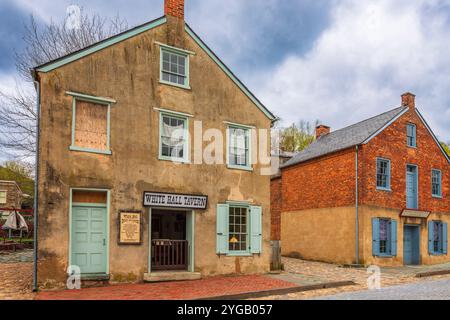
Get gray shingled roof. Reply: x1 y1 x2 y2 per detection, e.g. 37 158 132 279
281 106 408 168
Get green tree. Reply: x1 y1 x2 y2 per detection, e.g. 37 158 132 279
279 120 319 153
441 141 450 157
0 161 34 208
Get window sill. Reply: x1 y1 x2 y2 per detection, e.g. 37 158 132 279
159 80 191 90
227 165 254 172
430 253 446 256
374 254 395 258
158 156 191 164
69 146 112 155
376 187 392 192
432 195 443 199
226 252 254 257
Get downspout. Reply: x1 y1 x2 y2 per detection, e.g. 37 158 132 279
33 78 40 292
355 145 359 265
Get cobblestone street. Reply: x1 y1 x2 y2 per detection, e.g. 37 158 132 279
0 249 34 300
259 257 450 300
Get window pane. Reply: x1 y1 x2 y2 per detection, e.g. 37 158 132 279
377 160 389 189
229 207 248 252
160 115 186 159
229 128 249 167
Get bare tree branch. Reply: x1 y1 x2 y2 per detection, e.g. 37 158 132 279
0 8 128 161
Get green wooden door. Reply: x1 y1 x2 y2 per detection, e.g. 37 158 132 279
71 206 107 274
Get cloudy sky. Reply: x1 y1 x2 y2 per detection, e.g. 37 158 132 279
0 0 449 162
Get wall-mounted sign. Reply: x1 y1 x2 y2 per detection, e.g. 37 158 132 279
119 211 142 245
143 192 208 210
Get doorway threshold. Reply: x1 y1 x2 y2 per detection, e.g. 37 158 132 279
144 271 201 283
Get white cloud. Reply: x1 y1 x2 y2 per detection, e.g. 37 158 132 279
257 0 450 141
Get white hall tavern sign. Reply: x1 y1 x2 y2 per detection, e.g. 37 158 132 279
143 192 208 210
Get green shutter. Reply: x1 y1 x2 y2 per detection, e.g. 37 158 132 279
250 206 262 254
443 222 448 255
372 218 380 256
391 220 398 256
428 221 435 255
216 204 229 255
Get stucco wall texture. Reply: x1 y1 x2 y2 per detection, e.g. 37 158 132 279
278 105 449 266
36 17 272 287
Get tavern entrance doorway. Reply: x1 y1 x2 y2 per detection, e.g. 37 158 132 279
150 210 192 271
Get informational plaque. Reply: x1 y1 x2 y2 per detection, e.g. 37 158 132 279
119 211 142 245
143 192 208 210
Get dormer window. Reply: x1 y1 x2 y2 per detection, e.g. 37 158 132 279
160 45 190 89
407 123 416 147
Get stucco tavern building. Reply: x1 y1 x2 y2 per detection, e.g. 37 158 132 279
33 0 276 287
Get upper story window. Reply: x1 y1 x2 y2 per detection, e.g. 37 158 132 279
0 191 6 204
68 92 115 155
376 158 391 190
159 111 190 163
407 123 417 147
429 221 447 255
432 169 442 198
160 46 190 89
227 125 252 171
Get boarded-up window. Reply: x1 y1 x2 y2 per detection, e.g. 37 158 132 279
74 100 108 151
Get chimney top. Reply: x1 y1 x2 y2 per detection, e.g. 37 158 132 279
164 0 185 19
401 92 416 109
316 125 331 139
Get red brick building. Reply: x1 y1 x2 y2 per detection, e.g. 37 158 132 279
273 93 449 266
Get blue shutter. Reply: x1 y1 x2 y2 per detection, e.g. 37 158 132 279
391 220 398 256
250 206 262 254
443 222 448 255
372 218 380 256
216 204 229 254
428 221 435 255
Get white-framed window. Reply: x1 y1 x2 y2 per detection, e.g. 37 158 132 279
160 47 190 89
372 217 397 257
429 221 448 255
432 169 442 198
159 112 189 163
376 158 391 190
0 191 6 204
227 125 252 171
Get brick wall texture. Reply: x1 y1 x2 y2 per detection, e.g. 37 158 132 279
280 106 449 213
164 0 184 19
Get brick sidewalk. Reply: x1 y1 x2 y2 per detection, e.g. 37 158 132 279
37 275 297 300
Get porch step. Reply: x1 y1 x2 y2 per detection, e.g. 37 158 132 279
144 271 201 283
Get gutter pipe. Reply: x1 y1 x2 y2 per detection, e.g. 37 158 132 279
33 79 40 292
355 145 359 265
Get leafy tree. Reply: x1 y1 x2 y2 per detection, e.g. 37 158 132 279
441 141 450 157
278 120 319 153
0 9 128 159
0 161 34 208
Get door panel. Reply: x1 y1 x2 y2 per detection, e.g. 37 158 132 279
72 206 107 274
403 226 420 265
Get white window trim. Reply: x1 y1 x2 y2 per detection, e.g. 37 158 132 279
159 45 191 90
158 110 190 164
228 204 251 255
226 124 253 172
406 123 417 148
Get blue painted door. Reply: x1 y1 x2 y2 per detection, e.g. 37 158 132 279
71 206 107 274
406 166 418 209
403 226 420 265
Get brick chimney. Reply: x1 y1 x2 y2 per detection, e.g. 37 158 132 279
316 125 331 139
401 92 416 109
165 0 184 19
